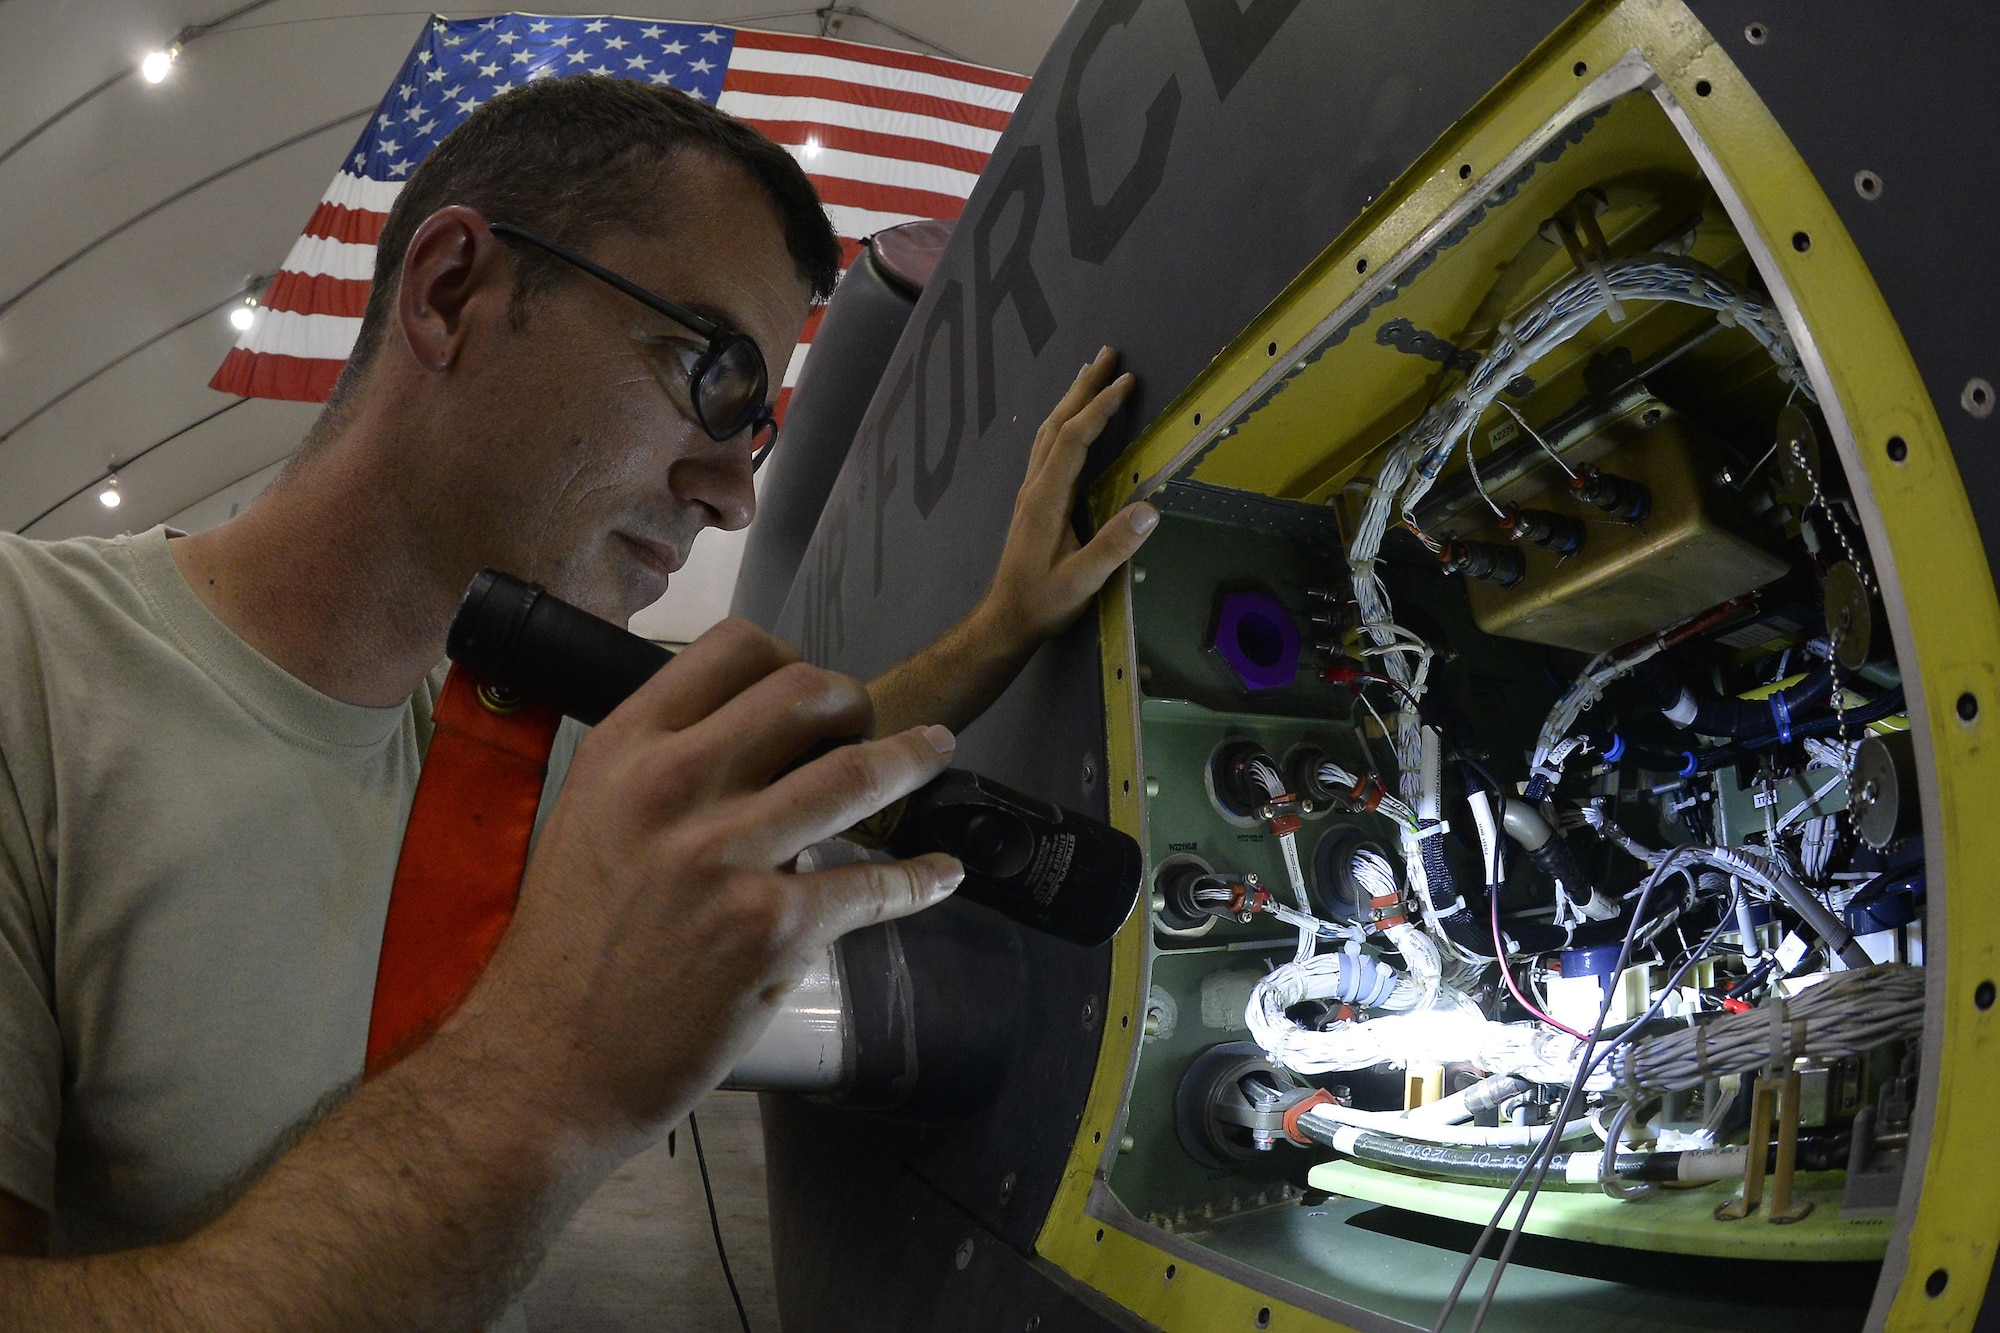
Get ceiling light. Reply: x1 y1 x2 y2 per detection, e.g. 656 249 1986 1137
229 302 256 332
804 136 822 159
98 476 122 509
140 46 179 83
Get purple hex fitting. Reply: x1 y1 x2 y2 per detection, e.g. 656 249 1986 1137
1212 590 1300 692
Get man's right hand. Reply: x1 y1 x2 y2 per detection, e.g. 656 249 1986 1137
0 618 960 1331
446 617 964 1140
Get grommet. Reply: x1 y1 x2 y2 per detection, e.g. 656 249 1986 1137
1745 22 1768 44
475 682 527 715
1854 170 1883 200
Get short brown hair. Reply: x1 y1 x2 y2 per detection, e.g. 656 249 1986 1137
332 75 841 396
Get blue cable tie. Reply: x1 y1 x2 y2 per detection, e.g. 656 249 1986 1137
1601 733 1626 763
1679 751 1698 778
1771 689 1793 744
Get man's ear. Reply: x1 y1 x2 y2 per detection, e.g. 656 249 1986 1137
395 206 511 374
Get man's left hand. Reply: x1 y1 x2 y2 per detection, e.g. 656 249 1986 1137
977 345 1160 648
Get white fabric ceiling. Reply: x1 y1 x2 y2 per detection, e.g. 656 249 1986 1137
0 0 1068 635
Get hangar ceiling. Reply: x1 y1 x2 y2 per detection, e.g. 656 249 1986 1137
0 0 1067 566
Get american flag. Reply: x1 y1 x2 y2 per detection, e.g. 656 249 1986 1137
210 13 1027 410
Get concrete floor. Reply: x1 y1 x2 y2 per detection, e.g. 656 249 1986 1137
523 1091 781 1331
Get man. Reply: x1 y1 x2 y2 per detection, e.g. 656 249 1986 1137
0 77 1157 1326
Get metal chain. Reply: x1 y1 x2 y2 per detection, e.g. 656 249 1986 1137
1788 438 1874 831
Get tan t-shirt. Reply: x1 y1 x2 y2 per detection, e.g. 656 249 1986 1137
0 525 449 1252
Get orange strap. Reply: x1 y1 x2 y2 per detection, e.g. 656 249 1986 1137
365 665 562 1079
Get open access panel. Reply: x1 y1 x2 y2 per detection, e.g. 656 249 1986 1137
1043 9 1995 1332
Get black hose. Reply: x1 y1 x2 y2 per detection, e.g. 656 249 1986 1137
1693 686 1906 772
1294 1121 1609 1189
1638 658 1838 740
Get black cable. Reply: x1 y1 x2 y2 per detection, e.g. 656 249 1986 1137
687 1111 753 1333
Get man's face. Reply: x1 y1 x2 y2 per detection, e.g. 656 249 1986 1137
432 152 810 623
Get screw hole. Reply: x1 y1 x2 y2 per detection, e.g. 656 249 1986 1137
1694 79 1712 97
1193 412 1203 426
1115 666 1124 680
1458 163 1472 179
1791 231 1812 252
1355 257 1369 274
1131 472 1139 484
1887 435 1908 463
1572 59 1588 76
1120 1012 1130 1027
1745 22 1768 44
1958 691 1979 722
1967 379 1996 418
1855 169 1883 200
1927 1269 1949 1298
1976 980 1995 1011
1166 1264 1178 1281
1093 1129 1103 1143
1267 340 1278 355
1121 778 1130 794
1257 1310 1273 1329
1095 1228 1105 1243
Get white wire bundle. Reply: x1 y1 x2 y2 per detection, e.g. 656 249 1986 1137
1342 254 1815 803
1604 965 1924 1094
1314 759 1418 830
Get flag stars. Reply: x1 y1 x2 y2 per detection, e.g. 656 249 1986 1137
380 138 400 155
684 87 706 100
390 159 412 176
511 49 534 64
426 67 445 82
552 34 571 47
443 34 463 47
377 113 392 129
478 18 496 30
626 53 649 69
404 104 426 121
496 31 516 44
444 84 461 98
457 96 481 113
603 35 627 49
640 24 664 38
699 28 723 42
398 82 414 99
529 18 551 32
531 66 558 80
590 64 610 75
418 118 439 136
584 19 606 31
417 50 432 64
566 50 590 64
662 39 686 55
353 151 367 168
648 70 674 84
688 57 714 74
479 61 500 76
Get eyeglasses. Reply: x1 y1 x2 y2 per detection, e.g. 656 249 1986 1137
488 221 779 469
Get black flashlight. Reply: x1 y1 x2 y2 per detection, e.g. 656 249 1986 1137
446 569 1141 948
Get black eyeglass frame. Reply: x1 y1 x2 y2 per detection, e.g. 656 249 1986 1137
488 221 780 469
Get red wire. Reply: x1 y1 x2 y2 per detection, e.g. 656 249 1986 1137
1489 871 1589 1041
